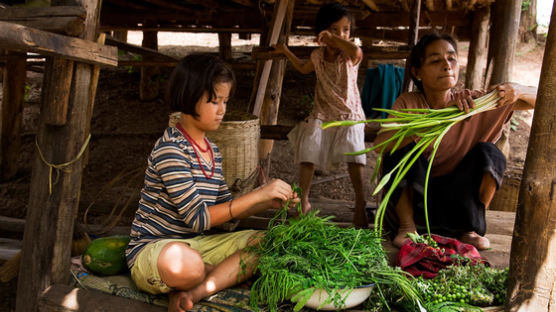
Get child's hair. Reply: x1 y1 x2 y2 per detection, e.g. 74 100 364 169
315 2 354 36
409 32 458 92
166 53 235 118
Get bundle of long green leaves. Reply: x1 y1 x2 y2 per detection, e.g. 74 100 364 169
248 208 420 311
322 91 500 239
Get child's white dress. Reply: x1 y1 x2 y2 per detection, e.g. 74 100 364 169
288 47 366 170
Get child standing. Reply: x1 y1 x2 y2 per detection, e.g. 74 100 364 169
272 2 368 227
125 54 298 312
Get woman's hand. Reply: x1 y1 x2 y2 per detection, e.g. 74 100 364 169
490 83 521 107
449 89 484 113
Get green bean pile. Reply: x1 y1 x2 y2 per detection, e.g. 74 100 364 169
248 208 420 311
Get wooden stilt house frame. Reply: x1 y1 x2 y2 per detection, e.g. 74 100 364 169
0 0 554 310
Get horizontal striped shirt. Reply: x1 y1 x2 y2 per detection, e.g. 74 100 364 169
126 127 232 268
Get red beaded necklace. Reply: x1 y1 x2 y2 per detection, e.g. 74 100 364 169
175 123 215 179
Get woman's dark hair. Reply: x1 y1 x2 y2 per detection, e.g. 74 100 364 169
315 2 354 36
409 32 458 92
166 53 235 118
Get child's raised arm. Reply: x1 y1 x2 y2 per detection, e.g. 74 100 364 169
317 30 362 65
271 43 315 74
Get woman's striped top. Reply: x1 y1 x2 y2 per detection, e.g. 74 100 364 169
126 127 232 268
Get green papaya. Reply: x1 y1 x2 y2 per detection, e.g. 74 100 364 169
82 235 130 276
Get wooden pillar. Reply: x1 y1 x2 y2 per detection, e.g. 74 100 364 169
519 0 537 42
140 21 159 101
506 3 556 311
258 0 295 174
487 0 522 85
218 32 233 60
113 30 128 42
15 0 103 311
402 0 421 92
1 51 26 180
465 6 490 90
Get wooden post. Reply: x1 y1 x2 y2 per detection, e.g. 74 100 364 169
250 0 289 116
402 0 421 92
218 32 233 60
487 0 522 85
506 3 556 310
519 0 537 43
15 0 103 311
0 51 26 180
258 0 295 174
465 6 490 90
140 21 160 101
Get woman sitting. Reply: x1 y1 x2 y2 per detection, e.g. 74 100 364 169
374 32 537 250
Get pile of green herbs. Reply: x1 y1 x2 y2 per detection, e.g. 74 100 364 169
248 207 420 311
322 91 500 242
366 257 508 312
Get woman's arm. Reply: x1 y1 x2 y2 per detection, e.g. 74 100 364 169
271 43 314 74
317 30 363 65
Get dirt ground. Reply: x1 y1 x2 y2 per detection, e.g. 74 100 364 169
0 34 546 310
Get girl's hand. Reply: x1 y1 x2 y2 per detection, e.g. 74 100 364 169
449 89 483 113
270 43 287 55
258 179 297 204
490 83 520 107
316 30 334 46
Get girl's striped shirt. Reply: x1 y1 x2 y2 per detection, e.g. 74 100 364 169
126 127 231 268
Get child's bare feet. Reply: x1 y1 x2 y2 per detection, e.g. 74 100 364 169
301 199 312 214
168 291 195 312
352 201 369 228
459 231 490 250
392 226 416 248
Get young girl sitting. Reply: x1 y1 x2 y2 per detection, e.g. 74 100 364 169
125 54 298 312
272 2 368 228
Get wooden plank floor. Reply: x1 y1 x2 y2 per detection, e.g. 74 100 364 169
239 197 515 269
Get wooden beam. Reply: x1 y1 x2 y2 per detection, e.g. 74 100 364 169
39 284 166 312
251 0 289 117
465 6 490 90
0 51 26 180
0 6 86 37
506 3 556 310
252 45 411 60
0 21 117 67
15 0 104 310
105 37 176 61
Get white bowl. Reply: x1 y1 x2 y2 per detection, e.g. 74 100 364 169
302 284 374 310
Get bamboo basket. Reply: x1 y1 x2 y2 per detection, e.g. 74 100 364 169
169 111 260 197
489 167 522 212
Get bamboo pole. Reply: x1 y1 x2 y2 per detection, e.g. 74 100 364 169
506 2 556 311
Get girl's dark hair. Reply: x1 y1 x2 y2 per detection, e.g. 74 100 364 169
166 53 235 118
409 32 458 92
315 2 354 36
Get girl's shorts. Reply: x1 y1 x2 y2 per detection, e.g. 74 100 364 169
130 229 260 294
288 118 366 171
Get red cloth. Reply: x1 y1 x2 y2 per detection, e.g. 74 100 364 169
398 234 487 279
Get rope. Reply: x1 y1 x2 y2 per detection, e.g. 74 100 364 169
35 134 92 195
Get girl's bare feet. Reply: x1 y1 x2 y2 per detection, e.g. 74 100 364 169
352 200 369 228
168 291 195 312
459 231 490 250
301 198 312 214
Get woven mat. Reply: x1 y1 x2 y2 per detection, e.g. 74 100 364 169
72 270 253 312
